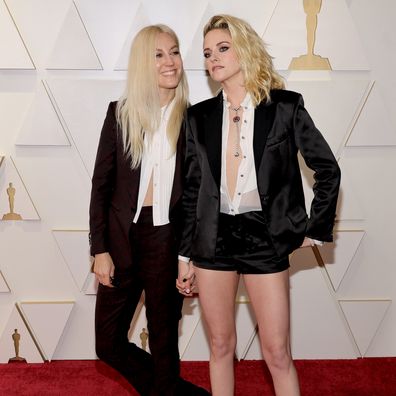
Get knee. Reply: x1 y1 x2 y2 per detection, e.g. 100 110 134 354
209 333 236 360
262 342 292 372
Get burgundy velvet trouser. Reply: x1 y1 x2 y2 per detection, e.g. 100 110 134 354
95 207 183 396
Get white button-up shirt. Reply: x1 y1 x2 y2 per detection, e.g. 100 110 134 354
133 100 176 226
220 93 262 215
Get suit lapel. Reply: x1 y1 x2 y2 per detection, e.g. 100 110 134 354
204 93 223 188
253 99 276 171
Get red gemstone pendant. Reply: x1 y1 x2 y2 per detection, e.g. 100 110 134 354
233 116 240 123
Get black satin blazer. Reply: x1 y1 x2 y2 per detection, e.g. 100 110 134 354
89 102 185 271
179 89 341 261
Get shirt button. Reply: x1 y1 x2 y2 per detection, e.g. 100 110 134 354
238 192 241 195
241 136 245 139
243 155 247 159
240 174 244 177
244 120 247 123
230 208 234 212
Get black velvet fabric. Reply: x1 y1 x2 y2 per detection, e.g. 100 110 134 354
194 211 289 274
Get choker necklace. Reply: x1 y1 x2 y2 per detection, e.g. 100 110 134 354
231 105 242 157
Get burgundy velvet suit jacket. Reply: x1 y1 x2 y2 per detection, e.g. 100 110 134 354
89 101 185 271
179 90 341 262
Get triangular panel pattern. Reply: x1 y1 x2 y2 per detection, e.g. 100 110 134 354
183 0 277 70
181 316 210 361
0 157 40 220
319 230 365 292
16 81 70 146
244 331 264 360
0 305 44 363
287 80 370 158
179 298 202 357
47 79 125 176
339 300 391 356
114 3 151 71
46 1 102 70
0 270 11 293
4 0 71 69
235 303 257 360
74 0 141 70
336 158 365 221
288 247 358 359
18 301 74 361
347 83 396 147
299 154 364 221
0 0 34 69
52 230 90 291
265 0 369 70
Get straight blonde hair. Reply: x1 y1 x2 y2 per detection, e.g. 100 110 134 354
116 25 189 169
203 15 284 106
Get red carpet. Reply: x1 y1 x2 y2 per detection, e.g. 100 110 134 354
0 358 395 395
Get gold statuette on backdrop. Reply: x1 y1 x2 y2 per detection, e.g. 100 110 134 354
140 328 148 351
2 182 22 220
8 329 27 363
289 0 332 70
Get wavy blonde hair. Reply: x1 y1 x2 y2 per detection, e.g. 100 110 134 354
203 15 284 106
116 25 189 169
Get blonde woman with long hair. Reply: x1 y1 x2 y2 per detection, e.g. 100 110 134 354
90 25 209 396
177 15 340 396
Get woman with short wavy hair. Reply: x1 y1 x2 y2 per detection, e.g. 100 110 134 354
177 15 340 396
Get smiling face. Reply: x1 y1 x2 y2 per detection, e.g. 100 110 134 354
155 32 183 99
203 28 243 86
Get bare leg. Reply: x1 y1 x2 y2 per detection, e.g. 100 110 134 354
244 270 300 396
194 267 239 396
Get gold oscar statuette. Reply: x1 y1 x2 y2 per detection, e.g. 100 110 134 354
289 0 332 70
140 328 148 351
2 182 22 220
8 329 27 363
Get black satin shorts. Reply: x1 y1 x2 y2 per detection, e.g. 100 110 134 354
194 211 289 274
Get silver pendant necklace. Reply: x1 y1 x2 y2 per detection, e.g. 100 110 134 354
231 105 242 157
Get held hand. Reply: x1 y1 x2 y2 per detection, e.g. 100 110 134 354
93 252 115 287
176 260 196 296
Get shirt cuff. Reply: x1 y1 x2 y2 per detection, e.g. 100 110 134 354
309 238 324 246
178 255 190 263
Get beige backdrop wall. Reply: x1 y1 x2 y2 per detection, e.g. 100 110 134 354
0 0 395 362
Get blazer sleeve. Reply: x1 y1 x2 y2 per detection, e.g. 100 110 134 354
178 114 201 257
293 95 341 242
89 102 118 256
